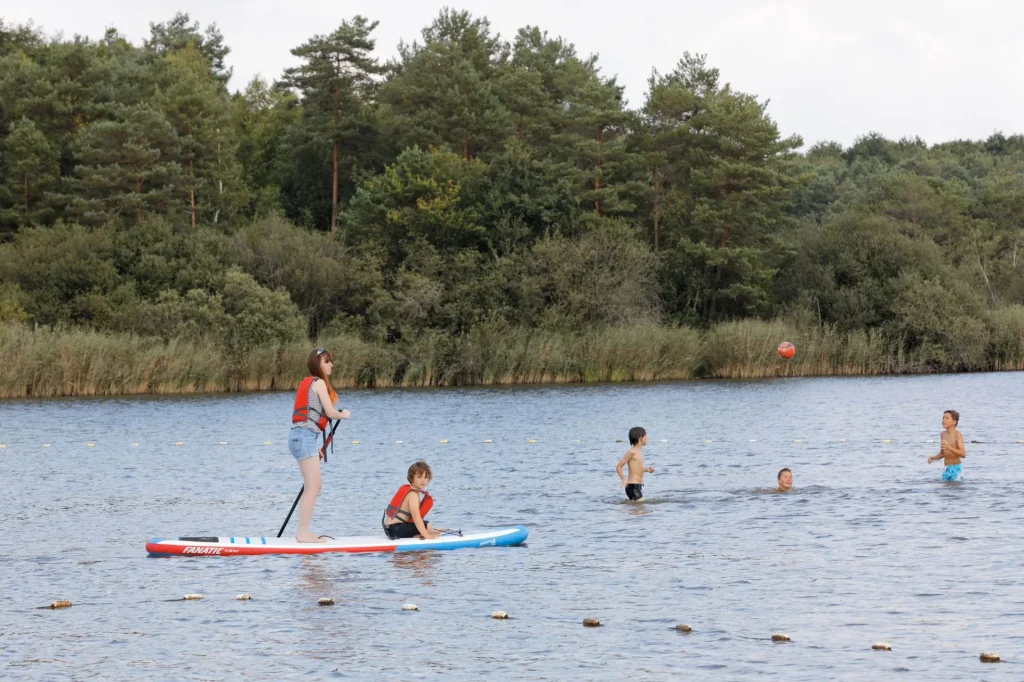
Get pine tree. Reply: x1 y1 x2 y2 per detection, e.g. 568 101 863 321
0 118 59 230
66 104 185 225
145 12 232 87
284 16 382 233
156 44 245 227
378 10 512 160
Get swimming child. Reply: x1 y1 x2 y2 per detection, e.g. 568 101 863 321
616 427 653 501
382 460 443 540
775 468 793 492
927 409 966 482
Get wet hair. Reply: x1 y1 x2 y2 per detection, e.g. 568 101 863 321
306 348 338 404
407 460 432 483
777 468 792 480
944 409 960 425
628 426 647 446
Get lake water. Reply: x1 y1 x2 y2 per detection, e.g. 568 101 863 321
2 373 1024 680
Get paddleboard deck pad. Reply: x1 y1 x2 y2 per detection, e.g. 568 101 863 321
146 526 528 556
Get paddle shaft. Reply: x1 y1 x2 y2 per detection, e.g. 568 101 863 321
277 421 340 538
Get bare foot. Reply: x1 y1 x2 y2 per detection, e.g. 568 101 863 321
296 533 328 543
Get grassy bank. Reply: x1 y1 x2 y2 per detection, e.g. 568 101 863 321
2 313 1024 399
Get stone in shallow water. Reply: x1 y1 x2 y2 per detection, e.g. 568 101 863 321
871 642 891 651
317 597 334 606
771 633 790 642
583 618 601 627
402 603 418 611
235 594 251 601
674 624 693 633
491 611 509 619
979 652 1000 663
183 594 203 601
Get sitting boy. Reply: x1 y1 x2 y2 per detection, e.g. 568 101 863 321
382 460 443 539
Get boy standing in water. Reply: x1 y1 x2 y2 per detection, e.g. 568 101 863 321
927 409 966 482
616 427 653 501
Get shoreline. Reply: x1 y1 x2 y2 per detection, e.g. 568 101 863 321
3 319 1023 400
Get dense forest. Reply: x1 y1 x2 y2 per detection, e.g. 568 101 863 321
1 11 1023 395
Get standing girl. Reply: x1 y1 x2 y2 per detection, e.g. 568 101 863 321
289 348 350 542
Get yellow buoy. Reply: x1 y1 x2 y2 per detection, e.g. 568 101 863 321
704 439 712 443
793 439 802 443
351 440 360 445
881 439 891 444
483 439 493 443
528 439 536 444
174 442 183 446
263 441 271 445
86 443 95 448
440 440 448 444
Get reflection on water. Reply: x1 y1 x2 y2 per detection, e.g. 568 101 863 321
2 372 1024 680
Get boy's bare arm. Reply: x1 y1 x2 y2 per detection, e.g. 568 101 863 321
615 452 633 485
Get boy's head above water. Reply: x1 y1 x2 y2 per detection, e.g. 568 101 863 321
628 426 647 446
777 468 793 491
407 460 432 488
943 410 960 427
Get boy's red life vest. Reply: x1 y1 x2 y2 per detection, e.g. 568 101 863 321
291 376 328 432
384 485 433 523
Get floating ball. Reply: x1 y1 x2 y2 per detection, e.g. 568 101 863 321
777 341 795 360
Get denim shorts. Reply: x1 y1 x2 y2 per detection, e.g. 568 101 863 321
288 427 321 462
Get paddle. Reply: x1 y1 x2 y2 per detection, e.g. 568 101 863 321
277 420 341 538
439 528 463 537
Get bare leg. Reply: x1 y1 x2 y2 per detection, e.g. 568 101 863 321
296 456 325 543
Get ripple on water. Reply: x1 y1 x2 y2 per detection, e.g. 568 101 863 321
2 373 1024 680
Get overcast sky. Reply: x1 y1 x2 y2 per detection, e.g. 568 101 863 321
6 0 1022 149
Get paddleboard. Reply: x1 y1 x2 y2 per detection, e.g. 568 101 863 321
146 526 528 556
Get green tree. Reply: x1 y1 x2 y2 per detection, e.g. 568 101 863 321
145 12 232 86
65 104 185 224
0 117 59 229
283 16 383 233
378 9 512 160
156 45 246 227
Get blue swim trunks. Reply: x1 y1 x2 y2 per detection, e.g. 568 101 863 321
941 464 963 482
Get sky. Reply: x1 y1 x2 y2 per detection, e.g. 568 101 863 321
5 0 1023 149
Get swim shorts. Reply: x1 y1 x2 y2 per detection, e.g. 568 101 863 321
941 464 963 482
625 483 644 501
384 521 422 540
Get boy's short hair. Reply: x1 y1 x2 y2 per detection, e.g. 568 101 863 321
628 426 646 446
407 460 432 483
777 467 792 480
944 409 960 425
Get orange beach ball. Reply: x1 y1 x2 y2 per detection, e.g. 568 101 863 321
777 341 795 360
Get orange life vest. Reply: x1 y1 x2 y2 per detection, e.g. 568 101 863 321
385 485 433 523
291 376 328 431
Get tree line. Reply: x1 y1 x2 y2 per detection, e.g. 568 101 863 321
1 10 1023 375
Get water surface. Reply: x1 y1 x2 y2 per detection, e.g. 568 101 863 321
2 373 1023 680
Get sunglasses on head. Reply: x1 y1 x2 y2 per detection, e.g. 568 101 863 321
316 348 326 356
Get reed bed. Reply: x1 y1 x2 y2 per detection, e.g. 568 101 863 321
2 316 1023 399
